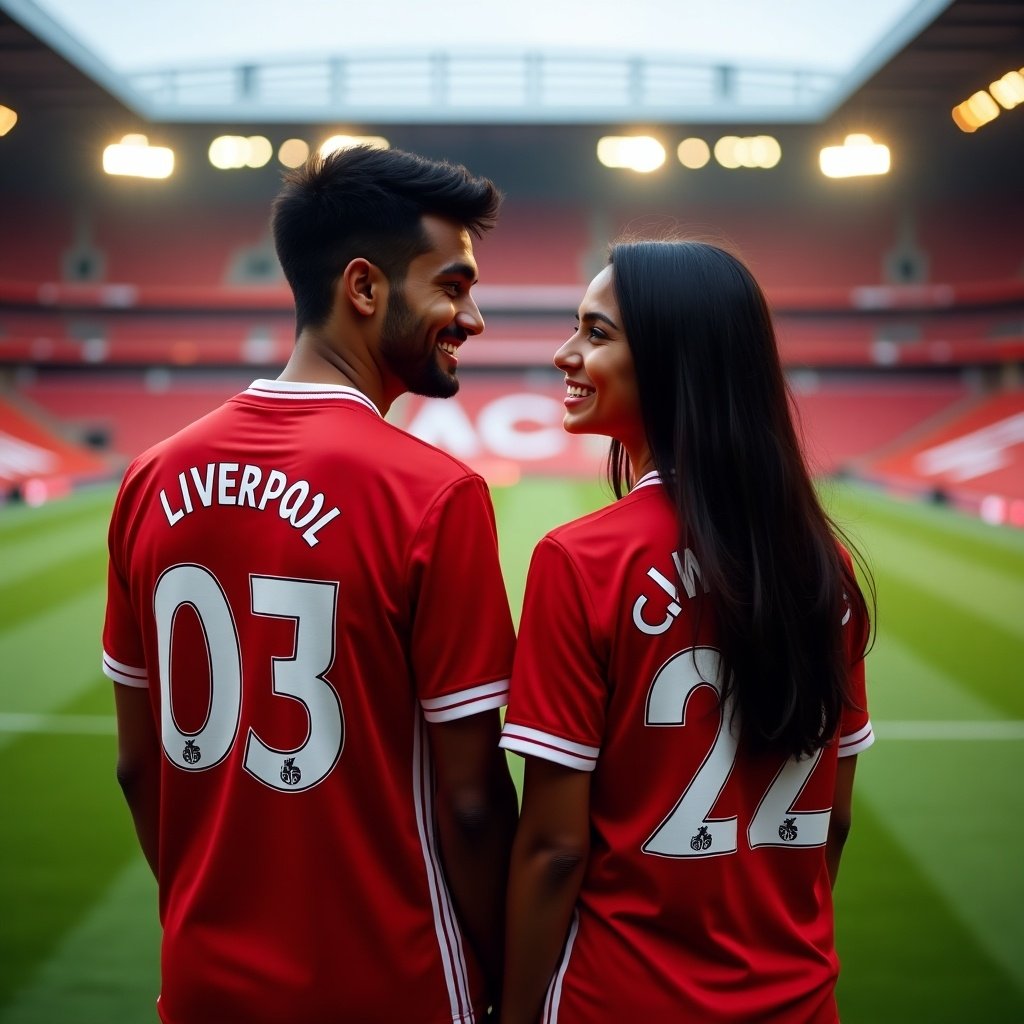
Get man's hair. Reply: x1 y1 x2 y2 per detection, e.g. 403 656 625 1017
271 146 501 333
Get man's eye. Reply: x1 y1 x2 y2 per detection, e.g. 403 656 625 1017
444 282 462 296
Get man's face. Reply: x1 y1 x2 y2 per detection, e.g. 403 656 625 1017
378 215 484 399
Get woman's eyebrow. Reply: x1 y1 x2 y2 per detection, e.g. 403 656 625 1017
579 310 621 331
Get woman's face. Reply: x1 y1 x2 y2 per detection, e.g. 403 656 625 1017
554 266 644 451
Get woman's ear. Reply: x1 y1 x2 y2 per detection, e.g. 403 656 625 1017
337 257 383 318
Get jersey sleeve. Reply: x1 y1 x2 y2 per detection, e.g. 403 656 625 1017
101 481 149 688
500 535 607 772
408 474 515 722
837 547 873 757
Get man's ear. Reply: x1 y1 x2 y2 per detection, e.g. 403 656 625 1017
338 258 384 318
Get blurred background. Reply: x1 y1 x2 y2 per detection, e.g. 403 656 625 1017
0 0 1022 1020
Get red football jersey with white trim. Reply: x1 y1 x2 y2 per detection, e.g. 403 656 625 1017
103 379 515 1024
501 473 872 1023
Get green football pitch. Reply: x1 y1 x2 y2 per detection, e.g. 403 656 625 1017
1 477 1022 1022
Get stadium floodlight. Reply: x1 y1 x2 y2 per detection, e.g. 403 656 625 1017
245 136 273 168
278 138 310 168
677 138 710 169
819 134 890 178
714 135 781 169
952 90 1001 132
103 134 174 179
0 104 17 137
209 135 249 169
320 135 390 158
989 70 1024 110
596 136 666 173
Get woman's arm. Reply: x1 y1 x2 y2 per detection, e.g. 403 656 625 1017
826 753 858 887
501 757 591 1024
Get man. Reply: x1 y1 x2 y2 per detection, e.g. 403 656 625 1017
103 146 517 1024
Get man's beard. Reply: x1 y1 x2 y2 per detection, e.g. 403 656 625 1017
379 287 460 399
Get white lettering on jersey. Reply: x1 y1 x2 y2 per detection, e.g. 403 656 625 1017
632 547 709 636
159 462 342 547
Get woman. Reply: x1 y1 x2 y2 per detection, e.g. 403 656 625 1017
499 240 874 1023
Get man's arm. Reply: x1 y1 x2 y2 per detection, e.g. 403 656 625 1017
501 757 590 1024
429 708 519 1009
113 684 161 877
826 753 858 887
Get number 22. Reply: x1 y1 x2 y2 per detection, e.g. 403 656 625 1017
643 647 830 858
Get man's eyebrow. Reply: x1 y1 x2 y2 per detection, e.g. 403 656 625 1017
436 261 478 281
577 310 621 331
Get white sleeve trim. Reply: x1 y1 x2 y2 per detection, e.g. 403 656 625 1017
839 720 874 757
420 678 509 722
102 651 148 688
499 723 599 772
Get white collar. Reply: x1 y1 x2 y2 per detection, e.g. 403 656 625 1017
632 470 662 491
245 379 382 418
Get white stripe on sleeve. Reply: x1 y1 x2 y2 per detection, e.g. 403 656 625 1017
102 652 148 688
420 679 510 723
839 720 875 757
500 724 599 772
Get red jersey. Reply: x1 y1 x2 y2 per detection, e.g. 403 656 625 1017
103 379 515 1024
500 472 873 1023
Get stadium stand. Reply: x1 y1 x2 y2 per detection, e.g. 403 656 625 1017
0 194 1020 512
859 389 1024 522
0 394 110 501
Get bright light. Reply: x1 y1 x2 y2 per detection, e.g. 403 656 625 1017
750 135 782 169
677 138 710 169
209 135 249 169
712 135 780 170
245 135 273 168
0 105 17 137
714 136 741 169
103 134 174 179
278 138 310 168
819 134 890 178
319 135 390 158
989 70 1024 110
596 136 666 173
952 90 1001 132
208 135 273 170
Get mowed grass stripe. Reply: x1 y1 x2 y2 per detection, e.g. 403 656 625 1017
0 545 107 634
3 516 109 591
0 587 107 727
855 738 1024 996
0 683 143 1007
870 572 1024 718
0 486 114 545
864 629 1008 722
0 858 159 1024
826 481 1024 576
858 521 1024 641
835 799 1024 1023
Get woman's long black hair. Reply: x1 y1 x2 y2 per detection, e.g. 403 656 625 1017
608 240 872 759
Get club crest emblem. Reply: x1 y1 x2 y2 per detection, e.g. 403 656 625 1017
280 757 302 786
690 825 712 851
182 739 201 765
779 817 799 842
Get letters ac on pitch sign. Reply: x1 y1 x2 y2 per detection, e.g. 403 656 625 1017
400 382 605 477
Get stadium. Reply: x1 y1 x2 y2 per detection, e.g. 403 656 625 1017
0 0 1022 1020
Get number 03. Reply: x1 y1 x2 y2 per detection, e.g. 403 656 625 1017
153 564 344 793
643 647 830 858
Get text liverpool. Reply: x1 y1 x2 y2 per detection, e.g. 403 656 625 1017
159 463 341 547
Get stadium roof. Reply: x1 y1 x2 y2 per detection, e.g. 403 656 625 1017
0 0 961 123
